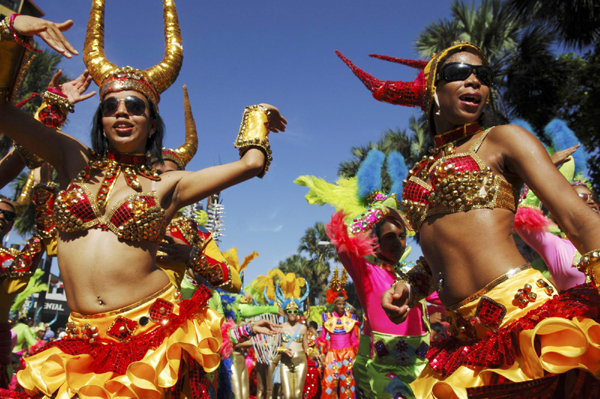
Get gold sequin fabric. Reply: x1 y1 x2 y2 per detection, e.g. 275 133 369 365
401 128 518 231
54 183 167 244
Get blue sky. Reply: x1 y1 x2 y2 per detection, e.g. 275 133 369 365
3 0 461 285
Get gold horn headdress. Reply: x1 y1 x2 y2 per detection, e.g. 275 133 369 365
162 85 198 170
83 0 184 109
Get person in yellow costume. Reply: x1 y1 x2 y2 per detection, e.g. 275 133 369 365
336 42 600 397
0 1 286 396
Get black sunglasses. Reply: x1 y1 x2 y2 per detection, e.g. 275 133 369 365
0 209 16 223
101 96 147 117
437 62 494 86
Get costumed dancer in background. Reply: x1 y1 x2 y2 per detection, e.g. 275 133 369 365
154 85 241 301
304 320 325 399
296 149 439 399
0 2 286 396
274 275 310 399
337 42 600 397
513 118 595 292
320 270 359 399
221 276 283 399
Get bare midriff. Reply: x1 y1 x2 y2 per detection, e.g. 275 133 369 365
57 228 169 314
420 208 526 306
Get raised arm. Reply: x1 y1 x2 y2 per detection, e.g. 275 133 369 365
0 16 91 183
164 104 286 214
0 149 25 189
498 125 600 252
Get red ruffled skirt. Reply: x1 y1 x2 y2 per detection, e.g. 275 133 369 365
411 267 600 398
1 284 223 399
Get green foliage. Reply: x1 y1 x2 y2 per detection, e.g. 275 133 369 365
337 115 432 190
279 222 341 306
15 49 69 114
507 0 600 49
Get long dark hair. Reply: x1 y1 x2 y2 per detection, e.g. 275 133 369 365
90 100 165 162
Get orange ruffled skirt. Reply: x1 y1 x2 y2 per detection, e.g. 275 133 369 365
411 267 600 399
15 284 223 399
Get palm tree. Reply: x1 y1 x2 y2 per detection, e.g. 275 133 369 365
0 50 69 158
507 0 600 49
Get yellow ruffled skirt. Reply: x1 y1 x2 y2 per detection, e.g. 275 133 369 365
16 284 223 399
411 266 600 399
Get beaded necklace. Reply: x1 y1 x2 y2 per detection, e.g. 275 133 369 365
75 149 161 209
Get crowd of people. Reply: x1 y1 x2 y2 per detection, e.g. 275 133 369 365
1 1 600 398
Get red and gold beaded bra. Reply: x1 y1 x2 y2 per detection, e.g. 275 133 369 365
54 151 167 243
401 123 518 231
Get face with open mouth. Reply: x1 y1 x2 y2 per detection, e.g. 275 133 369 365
101 90 156 154
433 51 490 131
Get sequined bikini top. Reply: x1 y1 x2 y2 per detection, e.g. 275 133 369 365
282 332 303 343
401 126 518 232
54 151 167 244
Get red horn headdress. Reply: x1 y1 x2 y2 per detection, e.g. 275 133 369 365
336 42 488 118
335 50 427 110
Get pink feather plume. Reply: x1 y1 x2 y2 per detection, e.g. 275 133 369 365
325 211 377 258
514 207 552 233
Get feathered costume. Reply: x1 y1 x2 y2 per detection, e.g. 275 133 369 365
296 149 434 399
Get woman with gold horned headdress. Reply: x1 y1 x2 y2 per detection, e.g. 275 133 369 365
337 42 600 397
0 1 284 397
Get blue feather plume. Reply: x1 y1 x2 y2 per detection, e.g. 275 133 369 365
357 150 385 200
386 151 408 200
544 119 587 176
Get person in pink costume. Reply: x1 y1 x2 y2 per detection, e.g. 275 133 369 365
329 209 437 399
515 181 598 292
320 283 360 399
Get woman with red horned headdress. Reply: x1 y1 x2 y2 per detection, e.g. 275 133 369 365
337 43 600 397
0 1 283 397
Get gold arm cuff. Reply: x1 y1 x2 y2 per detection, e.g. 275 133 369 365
41 91 74 114
14 142 44 169
234 105 272 178
576 249 600 289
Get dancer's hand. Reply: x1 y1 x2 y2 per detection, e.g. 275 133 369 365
285 348 294 357
251 319 283 335
12 15 78 58
48 69 96 104
550 144 580 167
259 103 287 133
381 281 410 324
159 236 192 263
277 303 285 317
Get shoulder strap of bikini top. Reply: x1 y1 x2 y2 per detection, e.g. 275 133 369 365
469 127 494 153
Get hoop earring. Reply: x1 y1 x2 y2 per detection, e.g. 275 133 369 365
434 92 441 116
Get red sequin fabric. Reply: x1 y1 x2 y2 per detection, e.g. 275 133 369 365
426 284 600 378
54 183 167 243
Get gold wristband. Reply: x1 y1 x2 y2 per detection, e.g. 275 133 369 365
42 90 74 114
14 142 44 169
234 105 272 177
576 249 600 288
